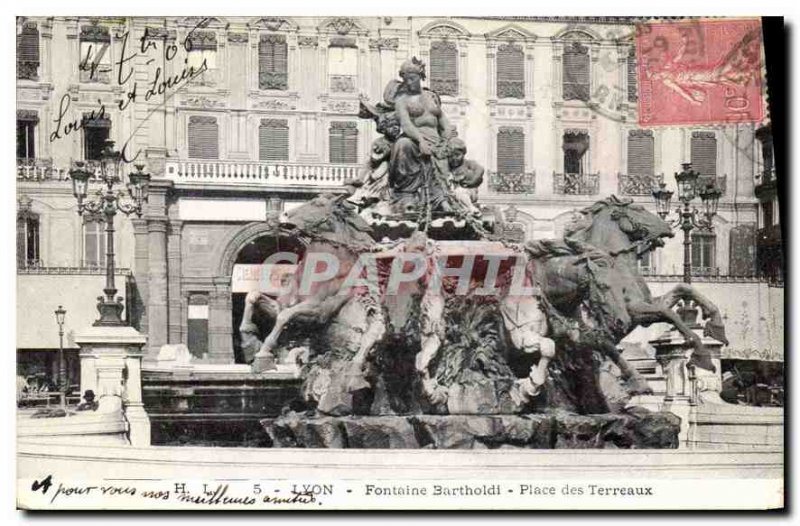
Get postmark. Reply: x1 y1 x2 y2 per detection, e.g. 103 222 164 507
637 18 764 126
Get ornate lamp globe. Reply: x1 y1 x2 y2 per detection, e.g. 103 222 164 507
674 162 699 202
69 161 91 201
652 182 674 219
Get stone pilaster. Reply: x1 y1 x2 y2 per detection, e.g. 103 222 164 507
167 219 183 344
206 276 234 364
144 180 172 360
130 218 149 333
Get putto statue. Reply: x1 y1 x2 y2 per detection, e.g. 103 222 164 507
358 57 483 224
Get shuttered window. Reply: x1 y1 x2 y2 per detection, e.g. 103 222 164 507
497 127 525 174
259 119 289 161
259 34 288 90
429 40 458 96
627 130 654 176
188 116 219 159
690 132 717 178
497 43 524 99
17 22 39 80
329 122 358 164
627 47 638 102
83 218 106 268
563 42 590 101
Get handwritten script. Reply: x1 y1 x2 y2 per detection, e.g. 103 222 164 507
50 18 212 163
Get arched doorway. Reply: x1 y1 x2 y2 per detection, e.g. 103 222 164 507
230 234 305 363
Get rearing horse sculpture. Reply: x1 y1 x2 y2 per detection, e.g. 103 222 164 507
555 196 728 372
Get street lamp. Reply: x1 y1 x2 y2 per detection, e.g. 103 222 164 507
652 162 721 325
54 305 66 408
70 140 151 326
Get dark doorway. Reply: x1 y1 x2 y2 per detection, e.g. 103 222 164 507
230 234 305 364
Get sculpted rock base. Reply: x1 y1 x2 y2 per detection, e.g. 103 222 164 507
263 408 680 449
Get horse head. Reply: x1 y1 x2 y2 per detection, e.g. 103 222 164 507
567 195 674 258
279 194 376 250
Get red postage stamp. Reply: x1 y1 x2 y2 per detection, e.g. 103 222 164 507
636 18 764 126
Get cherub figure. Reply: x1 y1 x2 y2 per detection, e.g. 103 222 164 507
447 137 484 217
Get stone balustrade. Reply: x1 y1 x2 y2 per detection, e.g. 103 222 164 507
164 160 362 187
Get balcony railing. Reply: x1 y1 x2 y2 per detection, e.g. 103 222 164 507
329 75 356 94
553 172 599 195
488 172 535 194
694 174 727 195
164 160 362 187
17 158 106 182
618 173 664 196
17 60 39 81
691 266 720 277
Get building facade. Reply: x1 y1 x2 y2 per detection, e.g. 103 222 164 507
16 17 784 385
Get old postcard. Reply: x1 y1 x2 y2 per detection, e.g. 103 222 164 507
15 13 784 511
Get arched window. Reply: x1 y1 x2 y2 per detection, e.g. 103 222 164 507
259 119 289 161
188 116 219 159
16 199 39 269
496 43 524 99
563 42 590 101
429 40 458 96
259 34 288 90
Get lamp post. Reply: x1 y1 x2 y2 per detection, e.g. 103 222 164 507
652 163 722 323
54 305 66 407
70 140 151 326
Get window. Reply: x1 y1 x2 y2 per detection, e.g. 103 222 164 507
259 34 288 90
328 41 358 93
691 231 716 273
186 30 217 84
17 21 39 80
16 201 39 269
329 122 358 164
83 217 106 268
83 113 111 161
563 42 590 101
259 119 289 161
187 294 209 358
762 200 774 229
497 43 524 99
563 131 590 174
497 127 525 174
79 24 112 84
637 250 653 274
187 116 219 159
17 110 37 159
627 129 654 176
429 40 458 96
627 47 638 103
690 131 717 178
